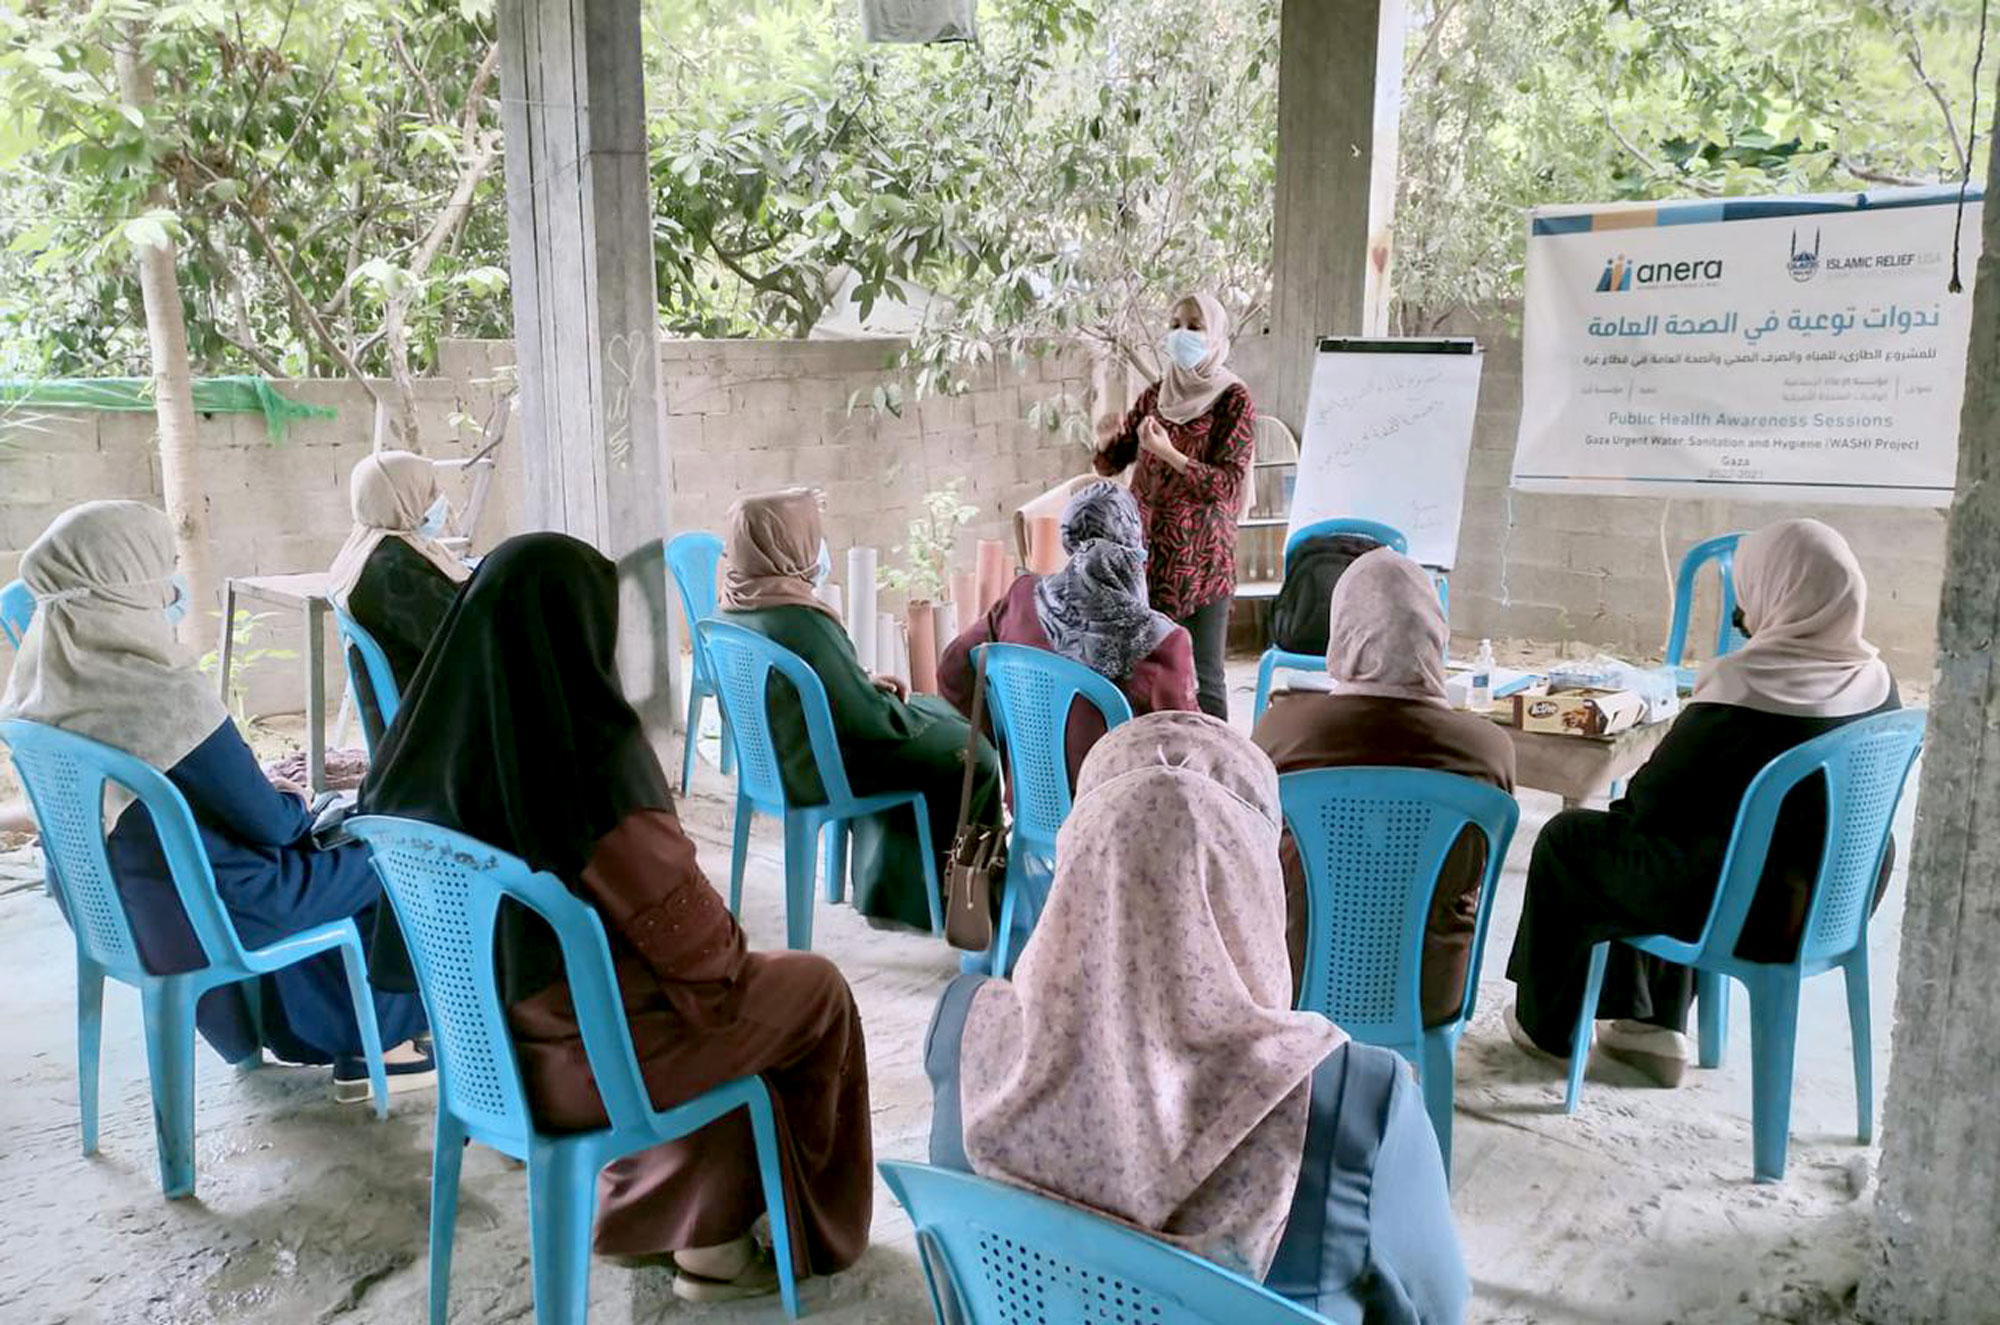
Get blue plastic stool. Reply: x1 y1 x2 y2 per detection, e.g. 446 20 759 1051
880 1160 1346 1324
0 719 389 1199
667 531 734 794
347 816 801 1322
975 643 1133 974
1664 533 1745 691
0 576 31 647
1563 709 1925 1182
698 619 942 950
1277 766 1520 1176
1253 518 1410 725
333 606 401 755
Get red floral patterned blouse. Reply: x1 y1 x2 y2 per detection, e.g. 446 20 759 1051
1093 382 1257 620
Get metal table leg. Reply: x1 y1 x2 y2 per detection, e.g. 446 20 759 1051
215 580 238 706
305 598 327 794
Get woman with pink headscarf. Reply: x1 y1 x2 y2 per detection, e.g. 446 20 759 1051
1093 293 1258 720
1505 519 1900 1087
924 712 1467 1321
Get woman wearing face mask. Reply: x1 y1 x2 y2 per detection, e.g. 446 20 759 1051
326 451 470 747
3 501 433 1099
1093 292 1258 720
719 489 1003 933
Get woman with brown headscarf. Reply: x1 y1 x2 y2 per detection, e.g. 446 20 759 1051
719 489 1003 932
1253 548 1516 1023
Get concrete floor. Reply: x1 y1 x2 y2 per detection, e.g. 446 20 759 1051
0 663 1914 1324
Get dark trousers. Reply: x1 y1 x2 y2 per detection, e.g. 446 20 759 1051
1504 809 1714 1057
1175 596 1231 721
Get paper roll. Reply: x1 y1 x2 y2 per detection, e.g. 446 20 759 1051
847 547 878 671
906 600 939 695
950 570 980 633
933 601 959 671
1026 515 1065 574
878 612 899 681
974 538 1010 616
815 582 844 620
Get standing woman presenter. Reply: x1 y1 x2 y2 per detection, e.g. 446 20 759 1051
1093 292 1257 721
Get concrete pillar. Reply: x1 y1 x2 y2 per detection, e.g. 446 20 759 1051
1268 0 1406 432
1864 108 2000 1322
494 0 676 729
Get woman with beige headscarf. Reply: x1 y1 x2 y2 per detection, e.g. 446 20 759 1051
326 451 470 744
718 489 1002 933
1505 519 1898 1086
1093 292 1259 720
924 712 1467 1320
2 501 431 1100
1254 548 1516 1020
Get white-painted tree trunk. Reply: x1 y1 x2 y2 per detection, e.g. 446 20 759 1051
1864 84 2000 1324
114 42 215 646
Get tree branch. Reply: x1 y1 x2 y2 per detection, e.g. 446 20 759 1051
1882 0 1968 176
232 199 383 404
1837 154 1931 188
1602 107 1720 196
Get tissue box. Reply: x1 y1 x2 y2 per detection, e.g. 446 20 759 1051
1514 687 1647 738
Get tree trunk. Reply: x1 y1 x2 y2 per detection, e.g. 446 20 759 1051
114 41 216 647
1862 90 2000 1323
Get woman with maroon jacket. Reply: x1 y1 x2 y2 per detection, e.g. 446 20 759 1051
1092 292 1258 720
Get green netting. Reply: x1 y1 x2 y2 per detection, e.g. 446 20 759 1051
0 375 338 442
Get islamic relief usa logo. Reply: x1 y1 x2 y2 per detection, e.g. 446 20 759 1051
1788 229 1822 283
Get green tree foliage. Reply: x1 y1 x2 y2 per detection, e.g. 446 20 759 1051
1393 0 1987 332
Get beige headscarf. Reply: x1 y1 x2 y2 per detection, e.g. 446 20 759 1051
720 488 838 621
960 711 1345 1279
1326 548 1450 708
325 451 470 610
1154 292 1246 426
1693 518 1892 718
1 501 230 821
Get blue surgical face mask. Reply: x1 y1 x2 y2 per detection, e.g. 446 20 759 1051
1164 328 1207 371
419 495 451 538
163 572 190 626
813 539 832 588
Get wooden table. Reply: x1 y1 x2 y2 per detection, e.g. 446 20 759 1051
1497 718 1674 808
215 572 334 794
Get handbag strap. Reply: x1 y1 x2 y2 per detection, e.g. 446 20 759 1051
954 645 989 834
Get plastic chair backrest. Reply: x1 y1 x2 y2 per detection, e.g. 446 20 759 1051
332 607 401 735
1693 709 1924 967
345 815 658 1146
1664 533 1744 674
667 532 725 667
879 1161 1334 1324
1282 517 1408 576
697 619 855 808
1278 766 1521 1044
0 719 251 979
976 643 1134 851
0 578 32 647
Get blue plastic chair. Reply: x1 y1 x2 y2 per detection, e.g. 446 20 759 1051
333 607 401 755
0 719 389 1198
667 532 734 794
0 576 31 647
346 815 802 1323
698 619 942 950
880 1160 1345 1324
1278 766 1521 1175
1663 533 1745 690
1253 518 1410 724
1563 708 1925 1182
975 643 1133 975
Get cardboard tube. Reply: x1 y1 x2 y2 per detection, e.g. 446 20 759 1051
974 538 1009 616
1026 515 1065 575
906 600 939 695
877 612 899 682
933 601 959 670
950 570 980 633
847 547 878 670
815 583 844 620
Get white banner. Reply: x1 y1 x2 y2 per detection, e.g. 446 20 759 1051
1514 189 1980 506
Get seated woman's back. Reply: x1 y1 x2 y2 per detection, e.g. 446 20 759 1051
327 451 468 743
924 710 1467 1321
1253 548 1515 1023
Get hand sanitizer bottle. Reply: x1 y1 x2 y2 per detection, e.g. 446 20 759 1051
1470 638 1495 713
